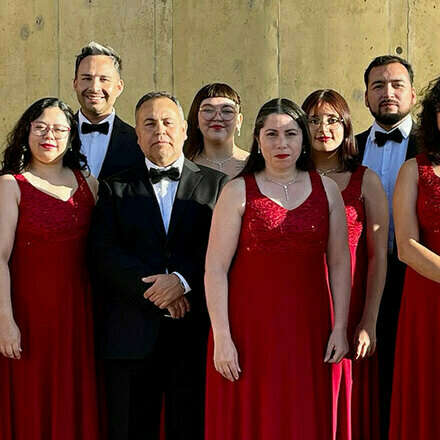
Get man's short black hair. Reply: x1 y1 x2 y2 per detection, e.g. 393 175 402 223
75 41 122 77
364 55 414 87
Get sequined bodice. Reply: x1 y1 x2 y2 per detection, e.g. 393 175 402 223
416 153 440 252
237 172 329 255
13 170 95 246
341 166 367 252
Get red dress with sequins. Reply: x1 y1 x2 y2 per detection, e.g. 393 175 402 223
333 166 380 440
389 153 440 439
205 172 333 440
0 171 100 440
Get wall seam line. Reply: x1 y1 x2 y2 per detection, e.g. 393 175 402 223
406 0 411 61
277 0 281 97
153 0 157 90
57 0 60 97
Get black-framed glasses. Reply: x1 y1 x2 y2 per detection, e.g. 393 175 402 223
308 116 344 128
199 106 238 121
30 122 71 139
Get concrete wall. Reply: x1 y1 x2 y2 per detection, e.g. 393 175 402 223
1 0 439 152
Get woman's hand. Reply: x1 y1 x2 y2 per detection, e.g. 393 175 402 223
213 334 241 382
354 320 376 359
324 327 348 363
0 317 21 359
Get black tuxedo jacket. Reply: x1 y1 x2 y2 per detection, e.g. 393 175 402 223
355 123 418 161
75 113 144 179
89 159 228 359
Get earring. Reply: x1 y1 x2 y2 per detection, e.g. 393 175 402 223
258 145 261 154
22 145 28 151
237 127 241 137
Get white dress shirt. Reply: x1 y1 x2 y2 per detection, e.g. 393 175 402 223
78 110 116 178
145 154 191 293
362 114 413 252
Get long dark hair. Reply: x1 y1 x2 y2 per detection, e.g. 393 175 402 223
239 98 313 176
417 76 440 164
184 83 241 160
302 89 359 172
1 97 87 175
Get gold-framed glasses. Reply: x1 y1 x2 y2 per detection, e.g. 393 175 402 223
30 122 71 139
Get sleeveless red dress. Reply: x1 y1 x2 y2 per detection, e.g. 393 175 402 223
0 170 100 440
389 153 440 439
205 171 333 440
333 166 380 440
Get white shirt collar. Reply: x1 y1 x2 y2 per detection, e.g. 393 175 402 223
369 113 413 141
145 153 185 173
78 109 116 130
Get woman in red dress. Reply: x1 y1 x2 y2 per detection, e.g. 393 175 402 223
302 90 388 440
390 77 440 439
204 98 351 439
0 98 100 440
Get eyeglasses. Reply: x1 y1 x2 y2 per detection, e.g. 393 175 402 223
30 122 71 139
199 106 238 121
308 116 344 128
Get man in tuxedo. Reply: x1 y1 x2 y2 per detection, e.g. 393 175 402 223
89 91 228 440
73 41 143 178
356 55 417 437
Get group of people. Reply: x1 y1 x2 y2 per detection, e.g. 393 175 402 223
0 41 439 440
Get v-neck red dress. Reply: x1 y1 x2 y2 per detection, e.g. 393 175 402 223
205 171 334 440
0 170 100 440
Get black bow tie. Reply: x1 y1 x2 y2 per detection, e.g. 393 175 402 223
374 129 403 147
81 121 110 135
149 167 180 184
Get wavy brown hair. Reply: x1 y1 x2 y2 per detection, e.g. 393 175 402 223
302 89 360 172
1 97 87 175
184 83 241 160
417 76 440 164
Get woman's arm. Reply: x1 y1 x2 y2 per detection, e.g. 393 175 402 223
205 178 245 382
83 171 99 202
322 176 351 363
356 168 388 358
0 175 21 359
394 159 440 281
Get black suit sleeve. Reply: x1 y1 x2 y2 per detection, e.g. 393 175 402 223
89 180 156 311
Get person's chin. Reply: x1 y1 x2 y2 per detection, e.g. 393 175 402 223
372 110 408 126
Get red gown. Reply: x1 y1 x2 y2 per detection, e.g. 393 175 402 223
0 171 100 440
333 166 380 440
389 153 440 439
205 171 334 440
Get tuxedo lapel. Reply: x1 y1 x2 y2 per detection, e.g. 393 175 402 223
167 160 203 241
131 167 167 241
99 116 125 179
405 125 418 160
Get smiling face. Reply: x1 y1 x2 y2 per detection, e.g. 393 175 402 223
308 102 344 153
135 97 187 166
73 55 124 123
365 62 416 129
257 113 303 171
197 96 242 145
28 106 71 165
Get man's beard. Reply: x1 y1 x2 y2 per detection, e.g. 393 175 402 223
370 108 410 127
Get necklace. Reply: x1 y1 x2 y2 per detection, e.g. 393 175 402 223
265 175 297 201
201 154 234 170
316 167 341 176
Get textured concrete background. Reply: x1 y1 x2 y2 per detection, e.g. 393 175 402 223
1 0 439 152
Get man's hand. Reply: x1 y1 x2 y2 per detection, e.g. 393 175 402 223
142 273 185 309
167 296 191 319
